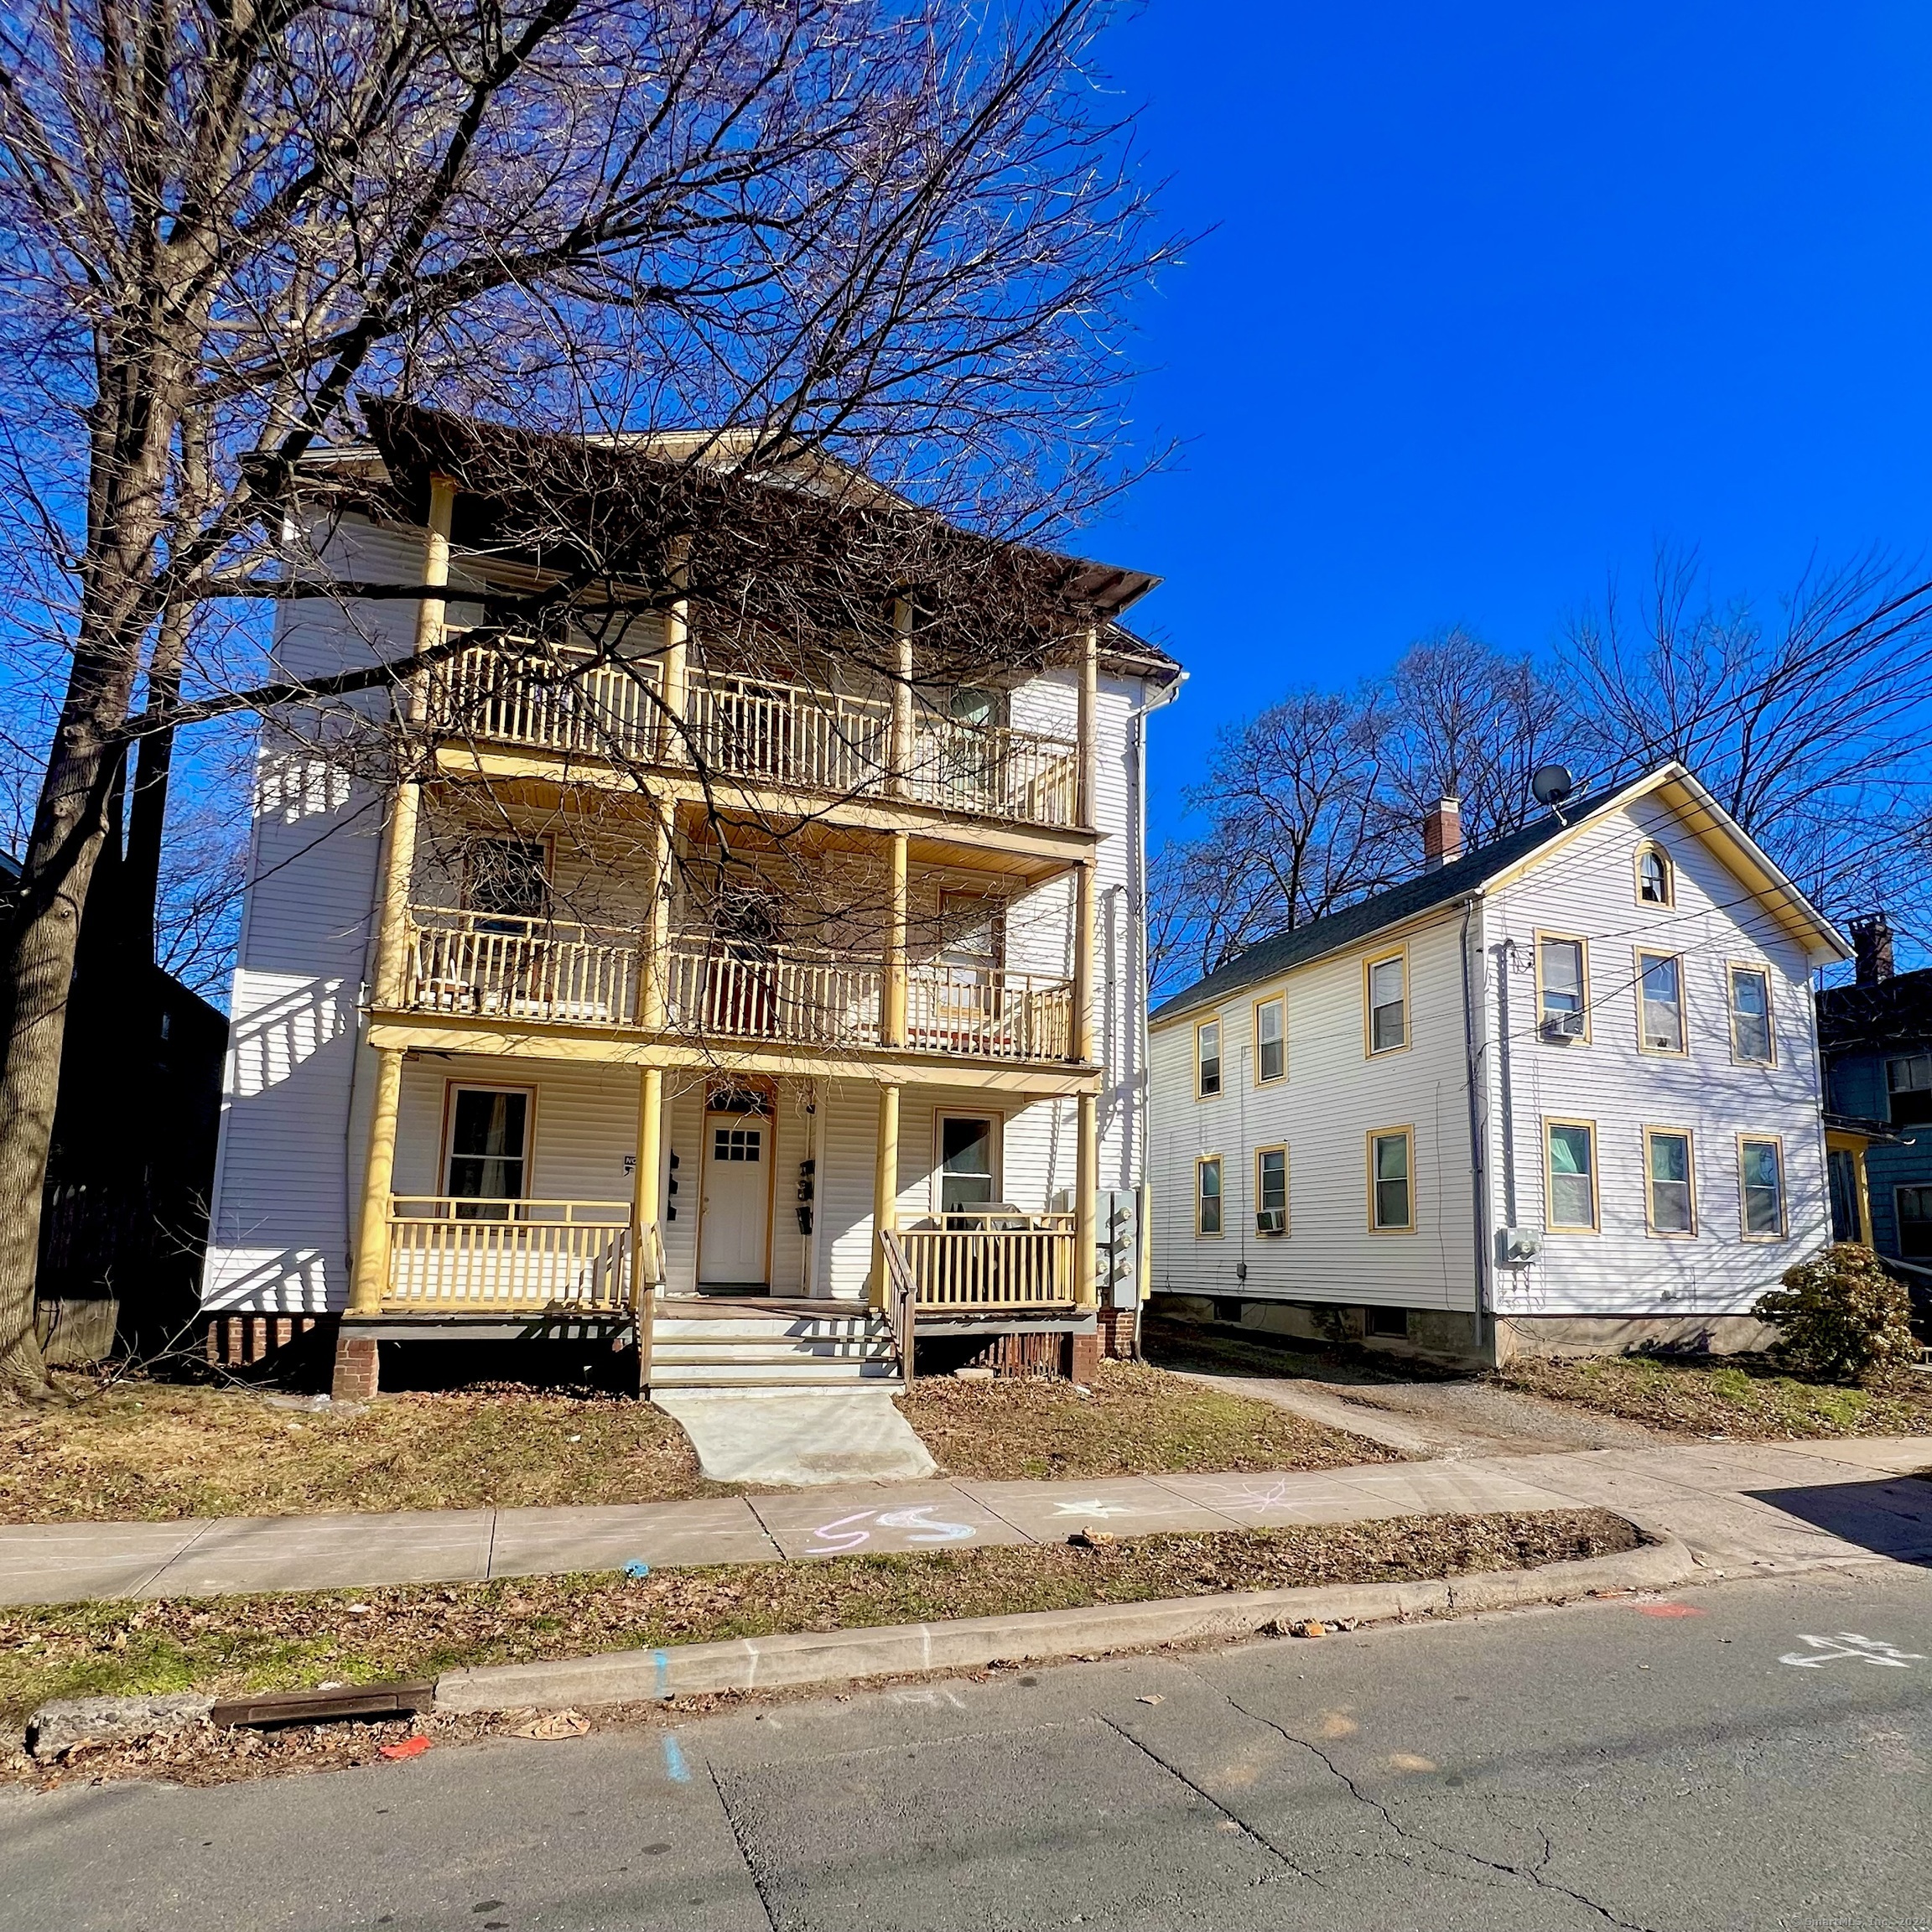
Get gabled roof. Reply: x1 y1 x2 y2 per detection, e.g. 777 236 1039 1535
1149 762 1851 1029
1817 967 1932 1054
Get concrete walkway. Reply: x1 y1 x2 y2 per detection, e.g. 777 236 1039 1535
1 1436 1926 1607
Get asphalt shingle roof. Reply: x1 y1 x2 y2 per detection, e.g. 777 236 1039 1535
1147 806 1586 1027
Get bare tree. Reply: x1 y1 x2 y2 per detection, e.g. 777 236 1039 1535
0 0 1175 1394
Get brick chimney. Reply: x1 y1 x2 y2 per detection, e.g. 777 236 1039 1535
1851 913 1894 987
1421 795 1463 871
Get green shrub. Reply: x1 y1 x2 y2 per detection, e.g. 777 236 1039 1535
1753 1245 1920 1384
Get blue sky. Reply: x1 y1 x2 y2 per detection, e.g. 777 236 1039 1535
1079 3 1932 846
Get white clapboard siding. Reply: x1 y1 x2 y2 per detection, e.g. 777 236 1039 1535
1481 794 1828 1317
203 506 1163 1314
1149 906 1477 1312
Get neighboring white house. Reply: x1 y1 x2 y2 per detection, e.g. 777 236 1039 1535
201 405 1177 1398
1146 765 1852 1361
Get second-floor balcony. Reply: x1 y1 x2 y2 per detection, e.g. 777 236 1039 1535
398 906 1077 1063
433 644 1081 830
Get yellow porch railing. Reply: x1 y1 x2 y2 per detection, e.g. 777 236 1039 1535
430 643 1081 828
384 1197 634 1311
898 1211 1078 1311
403 907 640 1026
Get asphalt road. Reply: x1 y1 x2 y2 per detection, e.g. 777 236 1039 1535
6 1566 1929 1932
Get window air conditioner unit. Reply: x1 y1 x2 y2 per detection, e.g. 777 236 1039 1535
1498 1226 1542 1264
1255 1208 1286 1236
1540 1011 1586 1040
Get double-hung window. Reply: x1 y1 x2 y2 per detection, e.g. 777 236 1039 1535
1644 1128 1696 1236
1728 967 1774 1065
1637 951 1685 1054
1545 1120 1598 1231
1366 954 1406 1055
1896 1185 1932 1260
1254 996 1286 1083
1368 1129 1414 1232
1636 844 1674 906
1739 1136 1787 1239
445 1086 532 1218
1197 1156 1223 1236
1196 1020 1223 1098
1887 1052 1932 1127
1537 936 1587 1039
1255 1146 1288 1234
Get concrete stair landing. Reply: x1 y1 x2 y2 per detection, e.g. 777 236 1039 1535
648 1299 899 1393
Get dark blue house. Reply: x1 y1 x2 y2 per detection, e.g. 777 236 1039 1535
1816 917 1932 1286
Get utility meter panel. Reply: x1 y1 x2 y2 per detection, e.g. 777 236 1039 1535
1099 1187 1144 1310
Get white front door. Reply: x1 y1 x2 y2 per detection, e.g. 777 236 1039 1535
698 1113 771 1287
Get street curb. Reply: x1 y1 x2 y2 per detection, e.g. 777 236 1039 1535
433 1524 1696 1714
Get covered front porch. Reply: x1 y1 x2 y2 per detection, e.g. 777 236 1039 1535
335 1054 1103 1394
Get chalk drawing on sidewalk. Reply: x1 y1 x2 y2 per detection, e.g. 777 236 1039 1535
1779 1632 1924 1670
1050 1499 1136 1519
805 1504 978 1555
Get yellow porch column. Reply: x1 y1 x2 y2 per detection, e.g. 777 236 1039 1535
1075 1091 1098 1309
349 1046 406 1315
660 536 690 763
883 830 908 1047
870 1082 901 1307
632 1066 665 1289
1071 620 1098 1067
1077 620 1098 828
890 594 915 797
639 794 673 1031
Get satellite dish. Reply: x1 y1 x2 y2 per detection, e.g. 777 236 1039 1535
1531 763 1576 809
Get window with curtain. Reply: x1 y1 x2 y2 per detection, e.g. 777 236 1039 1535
1197 1156 1223 1236
1255 997 1285 1083
1639 952 1685 1053
938 1116 995 1216
1545 1121 1597 1229
1637 844 1673 905
1197 1020 1222 1097
1728 967 1773 1064
1538 937 1587 1033
1368 955 1405 1053
446 1088 530 1218
1645 1129 1694 1235
1740 1138 1786 1238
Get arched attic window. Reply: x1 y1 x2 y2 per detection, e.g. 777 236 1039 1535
1635 842 1674 908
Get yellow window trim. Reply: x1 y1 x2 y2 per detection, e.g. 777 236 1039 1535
1252 990 1288 1086
1194 1015 1223 1102
1254 1144 1289 1235
1533 928 1592 1045
1633 839 1675 909
1362 948 1411 1059
1365 1124 1416 1233
1641 1124 1699 1239
1633 947 1689 1058
1195 1153 1225 1239
1541 1114 1601 1233
1737 1132 1789 1242
1725 959 1777 1068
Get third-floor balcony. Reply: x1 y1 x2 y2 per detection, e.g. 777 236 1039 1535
397 906 1078 1064
431 643 1082 831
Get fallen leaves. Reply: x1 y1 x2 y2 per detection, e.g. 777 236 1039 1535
510 1709 591 1740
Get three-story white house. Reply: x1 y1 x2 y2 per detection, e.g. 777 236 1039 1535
200 404 1177 1400
1147 766 1851 1361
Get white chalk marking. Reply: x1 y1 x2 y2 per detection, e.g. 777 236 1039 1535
1779 1632 1924 1670
1051 1499 1136 1519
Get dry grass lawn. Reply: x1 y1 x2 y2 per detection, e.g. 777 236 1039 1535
896 1357 1398 1479
0 1376 723 1523
0 1357 1389 1524
2 1508 1637 1748
1500 1353 1932 1441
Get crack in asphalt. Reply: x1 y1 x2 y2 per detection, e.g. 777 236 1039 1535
1202 1679 1662 1932
705 1756 782 1932
1095 1712 1327 1888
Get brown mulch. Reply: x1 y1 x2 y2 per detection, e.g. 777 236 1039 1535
3 1505 1637 1791
1498 1353 1932 1442
896 1357 1399 1479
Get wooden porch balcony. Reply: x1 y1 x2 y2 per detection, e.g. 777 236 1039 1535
384 1197 636 1311
897 1210 1078 1311
398 906 1078 1063
431 643 1081 830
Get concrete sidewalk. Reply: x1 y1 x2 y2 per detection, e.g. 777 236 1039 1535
1 1436 1926 1607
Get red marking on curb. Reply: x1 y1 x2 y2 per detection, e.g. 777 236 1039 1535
379 1736 433 1759
1633 1602 1705 1618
